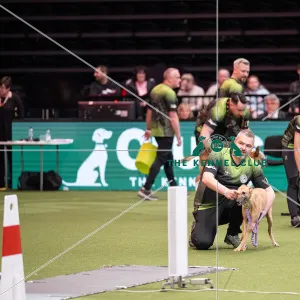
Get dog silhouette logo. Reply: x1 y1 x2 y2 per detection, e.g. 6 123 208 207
62 128 113 187
192 136 206 156
228 136 242 157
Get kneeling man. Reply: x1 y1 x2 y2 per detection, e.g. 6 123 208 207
191 129 275 250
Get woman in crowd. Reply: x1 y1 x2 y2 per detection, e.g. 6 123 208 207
125 65 156 120
177 103 194 120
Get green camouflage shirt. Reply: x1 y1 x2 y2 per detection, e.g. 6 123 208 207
149 83 178 137
195 97 250 139
194 148 269 209
282 115 300 148
219 78 244 97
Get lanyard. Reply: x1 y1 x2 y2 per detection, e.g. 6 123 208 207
0 95 9 107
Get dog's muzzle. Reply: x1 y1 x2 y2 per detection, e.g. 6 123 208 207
236 193 247 206
236 199 243 206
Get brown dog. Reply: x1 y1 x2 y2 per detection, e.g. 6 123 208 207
234 184 279 251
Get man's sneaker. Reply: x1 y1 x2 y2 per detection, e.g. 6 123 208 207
138 187 158 201
291 217 300 228
189 240 196 248
224 234 241 248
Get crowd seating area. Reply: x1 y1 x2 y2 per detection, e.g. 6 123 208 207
0 0 299 116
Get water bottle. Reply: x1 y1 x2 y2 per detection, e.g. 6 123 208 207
45 129 51 142
28 127 33 141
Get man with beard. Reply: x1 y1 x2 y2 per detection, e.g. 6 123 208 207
190 129 275 250
219 58 250 97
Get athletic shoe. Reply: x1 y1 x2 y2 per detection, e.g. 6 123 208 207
291 217 300 228
224 234 241 248
137 187 158 201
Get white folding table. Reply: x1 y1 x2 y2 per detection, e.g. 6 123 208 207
0 139 73 191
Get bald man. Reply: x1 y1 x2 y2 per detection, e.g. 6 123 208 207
205 69 230 100
138 68 182 200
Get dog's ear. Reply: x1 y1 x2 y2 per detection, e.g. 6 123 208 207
254 146 260 158
248 186 253 195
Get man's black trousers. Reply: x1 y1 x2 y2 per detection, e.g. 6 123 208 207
144 136 177 190
191 199 243 250
0 119 12 188
282 147 300 218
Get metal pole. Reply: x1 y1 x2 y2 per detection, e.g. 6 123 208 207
21 146 24 172
40 146 43 191
4 145 8 188
56 145 59 173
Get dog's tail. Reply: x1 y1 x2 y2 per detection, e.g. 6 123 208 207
62 180 79 187
62 180 102 187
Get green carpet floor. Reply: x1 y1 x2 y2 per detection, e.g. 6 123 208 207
0 190 299 300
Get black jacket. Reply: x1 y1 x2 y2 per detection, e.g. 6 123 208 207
125 78 156 99
257 110 286 120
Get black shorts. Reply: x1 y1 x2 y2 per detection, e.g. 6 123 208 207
282 147 298 179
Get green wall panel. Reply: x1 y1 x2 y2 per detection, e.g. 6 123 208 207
12 121 289 191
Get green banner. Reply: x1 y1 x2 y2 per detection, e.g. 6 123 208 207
12 121 289 191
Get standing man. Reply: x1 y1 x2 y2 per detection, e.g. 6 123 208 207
191 129 275 250
89 65 120 96
281 115 300 227
138 68 182 200
288 64 300 114
219 58 250 97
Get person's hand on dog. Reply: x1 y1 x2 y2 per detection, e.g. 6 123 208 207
224 189 239 200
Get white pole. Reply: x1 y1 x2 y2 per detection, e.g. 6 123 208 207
168 186 188 278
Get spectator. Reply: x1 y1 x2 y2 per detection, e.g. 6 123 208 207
178 103 194 120
257 94 286 120
125 65 156 120
288 64 300 114
246 75 269 119
205 69 230 101
0 76 24 189
137 68 182 200
89 65 120 97
177 73 206 113
219 58 250 97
